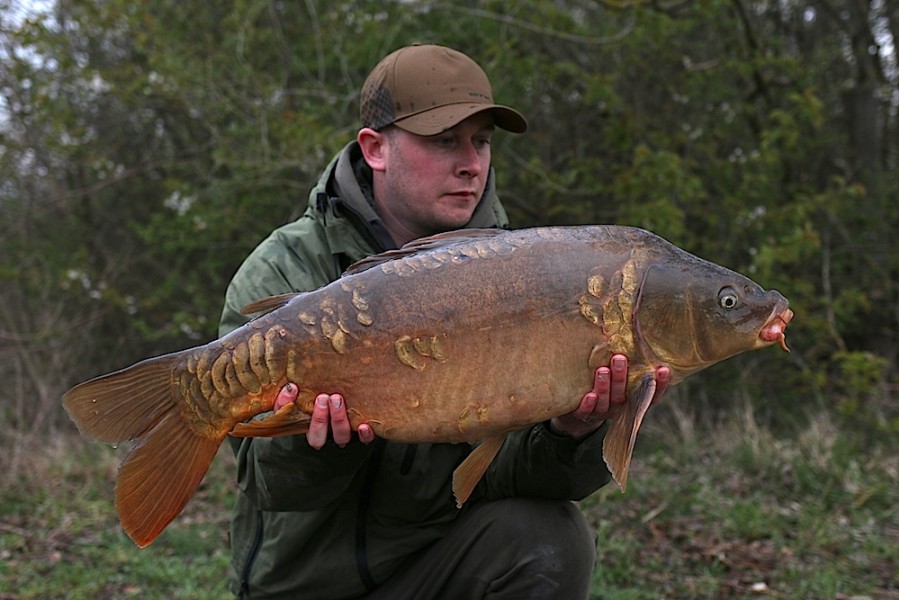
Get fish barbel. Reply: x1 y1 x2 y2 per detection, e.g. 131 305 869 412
63 225 793 547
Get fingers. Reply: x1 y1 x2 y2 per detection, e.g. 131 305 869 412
307 393 351 449
653 366 671 404
273 382 299 411
327 394 352 448
549 390 603 439
564 357 667 438
609 354 627 405
304 391 374 449
578 391 598 420
592 367 611 415
357 424 375 445
549 358 624 438
306 393 332 450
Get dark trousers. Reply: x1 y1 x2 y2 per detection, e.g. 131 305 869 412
364 498 597 600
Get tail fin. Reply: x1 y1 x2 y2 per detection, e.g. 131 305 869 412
63 352 222 547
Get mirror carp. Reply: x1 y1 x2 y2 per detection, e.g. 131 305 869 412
63 225 793 547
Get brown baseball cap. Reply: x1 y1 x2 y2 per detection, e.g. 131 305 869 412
360 44 528 136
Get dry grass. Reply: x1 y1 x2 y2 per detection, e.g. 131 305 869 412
582 394 899 599
1 393 896 599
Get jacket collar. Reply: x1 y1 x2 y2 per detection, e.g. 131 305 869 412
310 141 504 258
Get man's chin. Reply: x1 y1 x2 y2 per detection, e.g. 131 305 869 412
437 204 480 229
439 216 477 232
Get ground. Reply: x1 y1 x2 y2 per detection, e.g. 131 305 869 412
1 401 897 599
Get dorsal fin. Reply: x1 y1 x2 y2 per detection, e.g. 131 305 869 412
343 228 506 276
241 292 303 316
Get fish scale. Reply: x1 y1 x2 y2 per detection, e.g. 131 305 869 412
63 225 792 547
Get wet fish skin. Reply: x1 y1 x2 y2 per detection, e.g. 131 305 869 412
62 225 792 547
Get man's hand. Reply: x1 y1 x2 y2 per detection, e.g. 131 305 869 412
273 384 376 450
549 355 671 439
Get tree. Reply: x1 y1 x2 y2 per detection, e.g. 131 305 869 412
1 0 896 435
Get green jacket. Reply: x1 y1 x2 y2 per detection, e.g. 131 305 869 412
220 141 612 599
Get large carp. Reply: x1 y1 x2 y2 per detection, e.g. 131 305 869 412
63 225 792 547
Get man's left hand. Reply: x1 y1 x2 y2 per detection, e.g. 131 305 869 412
549 355 671 439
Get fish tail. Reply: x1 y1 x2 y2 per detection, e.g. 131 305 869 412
63 352 222 547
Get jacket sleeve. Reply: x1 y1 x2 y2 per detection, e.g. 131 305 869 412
476 422 613 502
220 227 376 511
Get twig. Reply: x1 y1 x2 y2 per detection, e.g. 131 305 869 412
0 520 28 538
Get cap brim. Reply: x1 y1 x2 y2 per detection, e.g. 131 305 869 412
393 103 528 136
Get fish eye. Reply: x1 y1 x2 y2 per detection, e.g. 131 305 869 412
718 287 739 309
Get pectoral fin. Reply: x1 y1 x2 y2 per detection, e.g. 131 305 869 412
452 435 506 508
602 374 656 491
230 402 312 437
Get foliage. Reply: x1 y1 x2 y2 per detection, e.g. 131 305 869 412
1 1 897 595
0 0 896 460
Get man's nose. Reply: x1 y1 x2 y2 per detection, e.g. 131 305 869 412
456 143 483 178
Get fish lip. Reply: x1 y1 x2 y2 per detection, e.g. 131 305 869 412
759 304 793 351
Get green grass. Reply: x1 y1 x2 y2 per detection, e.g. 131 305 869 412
0 438 235 599
581 403 899 599
1 402 897 599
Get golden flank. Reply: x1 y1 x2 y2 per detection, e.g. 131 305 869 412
63 225 793 548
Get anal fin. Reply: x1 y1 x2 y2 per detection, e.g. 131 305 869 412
452 435 505 508
602 374 656 492
230 402 312 438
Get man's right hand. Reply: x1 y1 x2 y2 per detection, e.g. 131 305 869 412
273 384 376 449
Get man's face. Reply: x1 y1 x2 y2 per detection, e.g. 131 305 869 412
376 112 495 243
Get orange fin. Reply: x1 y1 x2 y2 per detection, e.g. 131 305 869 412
452 434 506 508
116 413 221 548
63 355 179 443
230 403 312 437
602 374 656 492
62 351 223 548
241 292 302 316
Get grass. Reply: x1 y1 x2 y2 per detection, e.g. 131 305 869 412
582 399 899 599
0 437 235 600
1 399 897 599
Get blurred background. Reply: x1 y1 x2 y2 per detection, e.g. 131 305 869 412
1 1 896 598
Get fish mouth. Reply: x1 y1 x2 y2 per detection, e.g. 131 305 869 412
759 307 794 352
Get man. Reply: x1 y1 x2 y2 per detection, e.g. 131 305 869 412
220 44 669 599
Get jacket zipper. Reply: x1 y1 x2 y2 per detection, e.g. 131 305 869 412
355 439 386 591
238 509 265 599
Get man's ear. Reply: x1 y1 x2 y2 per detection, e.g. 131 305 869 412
357 127 388 172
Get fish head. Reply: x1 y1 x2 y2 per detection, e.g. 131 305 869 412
634 258 793 379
